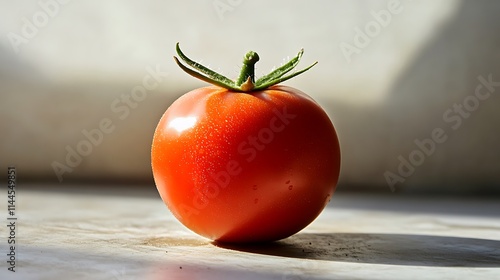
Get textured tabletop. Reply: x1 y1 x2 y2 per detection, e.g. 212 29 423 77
2 185 500 280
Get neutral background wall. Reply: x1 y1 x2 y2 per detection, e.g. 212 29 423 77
1 0 499 193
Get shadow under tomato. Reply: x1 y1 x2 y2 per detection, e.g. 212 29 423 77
214 232 500 267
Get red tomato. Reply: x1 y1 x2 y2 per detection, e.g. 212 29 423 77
151 44 340 243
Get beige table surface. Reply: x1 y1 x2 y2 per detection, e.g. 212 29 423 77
1 184 500 280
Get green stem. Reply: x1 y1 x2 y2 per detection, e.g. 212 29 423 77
236 51 259 88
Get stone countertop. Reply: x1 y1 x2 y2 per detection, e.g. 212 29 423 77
2 185 500 280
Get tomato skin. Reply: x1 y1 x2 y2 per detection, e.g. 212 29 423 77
152 85 340 243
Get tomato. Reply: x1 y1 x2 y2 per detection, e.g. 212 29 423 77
151 44 340 243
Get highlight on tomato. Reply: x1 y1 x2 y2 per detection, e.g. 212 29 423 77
151 43 341 243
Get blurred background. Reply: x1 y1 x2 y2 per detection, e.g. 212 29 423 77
1 0 499 194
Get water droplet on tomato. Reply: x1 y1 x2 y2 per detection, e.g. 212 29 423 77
285 180 290 184
252 185 258 190
288 185 293 190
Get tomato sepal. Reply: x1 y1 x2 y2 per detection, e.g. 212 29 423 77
173 42 317 93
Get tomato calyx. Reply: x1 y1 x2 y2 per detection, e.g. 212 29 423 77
173 42 318 93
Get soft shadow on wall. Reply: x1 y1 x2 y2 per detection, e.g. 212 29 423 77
328 0 500 194
0 43 184 184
